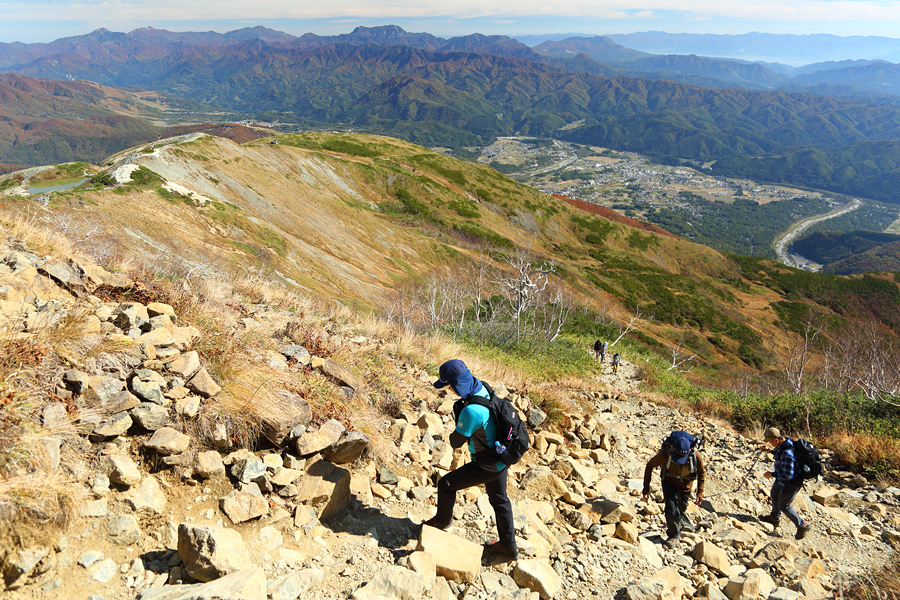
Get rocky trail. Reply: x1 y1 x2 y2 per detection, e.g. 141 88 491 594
1 239 898 600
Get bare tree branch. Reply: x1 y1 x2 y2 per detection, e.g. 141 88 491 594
610 305 652 347
667 344 697 372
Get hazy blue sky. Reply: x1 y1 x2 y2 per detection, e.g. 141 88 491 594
2 0 900 44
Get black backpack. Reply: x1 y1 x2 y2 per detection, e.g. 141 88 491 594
790 438 823 483
455 382 530 466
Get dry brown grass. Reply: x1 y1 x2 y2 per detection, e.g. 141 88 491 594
0 213 74 259
847 554 900 600
194 365 291 448
0 312 105 526
691 395 735 422
821 432 900 481
353 312 396 342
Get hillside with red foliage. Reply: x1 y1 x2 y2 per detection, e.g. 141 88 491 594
554 194 679 239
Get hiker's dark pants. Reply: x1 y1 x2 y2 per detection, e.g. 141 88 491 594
769 480 804 528
662 479 691 539
436 461 516 549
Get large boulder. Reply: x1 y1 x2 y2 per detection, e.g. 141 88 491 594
417 525 482 583
105 454 142 486
220 490 269 524
319 359 362 391
177 524 252 582
296 420 345 456
693 541 734 577
123 475 167 514
521 467 567 498
513 558 562 600
322 431 369 464
350 565 427 600
261 392 312 446
294 459 351 521
144 427 191 455
177 567 266 600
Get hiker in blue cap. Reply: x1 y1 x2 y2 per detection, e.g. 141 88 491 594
642 430 706 548
422 359 518 560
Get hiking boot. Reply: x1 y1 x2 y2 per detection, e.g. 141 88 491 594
758 514 779 527
484 541 519 560
663 536 680 549
422 516 451 531
795 523 810 540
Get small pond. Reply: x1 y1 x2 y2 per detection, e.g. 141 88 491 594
27 177 89 194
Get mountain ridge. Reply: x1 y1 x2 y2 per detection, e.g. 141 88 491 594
6 26 900 202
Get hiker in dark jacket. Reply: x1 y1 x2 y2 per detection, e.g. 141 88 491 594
759 427 810 540
422 359 518 560
642 431 706 548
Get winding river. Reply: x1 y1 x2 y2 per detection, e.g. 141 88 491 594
773 198 862 268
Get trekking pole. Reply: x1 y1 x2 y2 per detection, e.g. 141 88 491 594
705 449 765 500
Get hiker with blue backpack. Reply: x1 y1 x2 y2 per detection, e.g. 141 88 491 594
759 427 816 540
422 359 529 561
642 430 706 548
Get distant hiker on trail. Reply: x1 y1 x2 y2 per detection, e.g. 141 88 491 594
422 359 519 560
759 427 811 540
601 341 608 363
593 339 602 361
611 352 621 373
642 430 705 548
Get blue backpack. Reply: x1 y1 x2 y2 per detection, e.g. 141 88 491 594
662 431 700 482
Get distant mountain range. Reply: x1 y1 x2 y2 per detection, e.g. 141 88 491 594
606 32 900 66
4 25 900 201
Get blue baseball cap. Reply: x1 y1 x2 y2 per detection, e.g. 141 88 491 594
668 436 693 464
433 359 482 398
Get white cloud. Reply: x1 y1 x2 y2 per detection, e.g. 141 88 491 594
3 0 895 24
